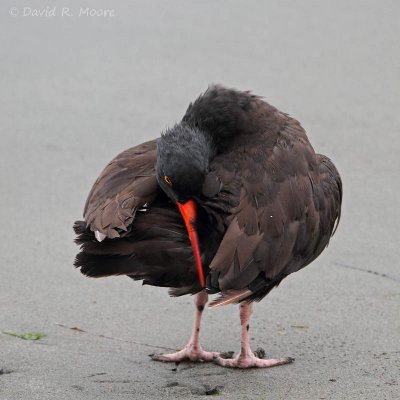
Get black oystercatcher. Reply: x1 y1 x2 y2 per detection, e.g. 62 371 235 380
74 85 342 368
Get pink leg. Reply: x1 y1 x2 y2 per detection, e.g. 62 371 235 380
214 302 294 368
151 291 219 362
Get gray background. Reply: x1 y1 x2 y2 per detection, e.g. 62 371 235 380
1 1 399 399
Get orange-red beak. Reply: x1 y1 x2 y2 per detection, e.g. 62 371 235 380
177 200 205 288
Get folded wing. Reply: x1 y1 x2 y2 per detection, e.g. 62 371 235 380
83 140 159 239
204 118 342 305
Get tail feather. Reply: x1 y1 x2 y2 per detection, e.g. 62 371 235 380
208 289 252 308
73 213 203 295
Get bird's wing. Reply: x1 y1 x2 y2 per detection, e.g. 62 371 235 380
83 139 160 239
203 120 342 303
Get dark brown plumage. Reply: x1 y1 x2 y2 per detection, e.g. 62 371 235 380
74 85 342 368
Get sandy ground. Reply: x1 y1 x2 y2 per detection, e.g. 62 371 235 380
1 1 399 399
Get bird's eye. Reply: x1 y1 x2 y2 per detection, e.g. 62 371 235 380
164 175 173 186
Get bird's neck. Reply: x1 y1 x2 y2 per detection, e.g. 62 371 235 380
182 123 216 164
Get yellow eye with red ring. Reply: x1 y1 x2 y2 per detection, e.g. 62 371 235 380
164 175 173 187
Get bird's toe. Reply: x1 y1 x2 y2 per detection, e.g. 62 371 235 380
151 346 219 363
213 354 294 369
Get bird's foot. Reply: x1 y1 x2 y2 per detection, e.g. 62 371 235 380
151 344 230 363
213 349 294 369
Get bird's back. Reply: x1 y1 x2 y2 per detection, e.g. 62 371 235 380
183 85 287 149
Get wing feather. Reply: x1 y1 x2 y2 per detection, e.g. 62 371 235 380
204 114 342 302
83 139 159 238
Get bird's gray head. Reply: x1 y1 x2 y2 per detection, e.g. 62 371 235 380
156 123 213 203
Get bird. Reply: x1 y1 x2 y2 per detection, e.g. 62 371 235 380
73 85 342 368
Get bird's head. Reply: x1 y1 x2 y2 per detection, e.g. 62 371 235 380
156 123 211 203
156 123 214 288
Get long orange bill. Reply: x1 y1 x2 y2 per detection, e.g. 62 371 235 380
177 200 205 288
